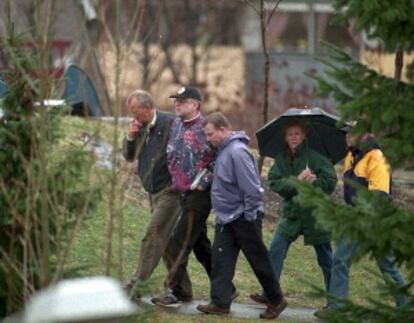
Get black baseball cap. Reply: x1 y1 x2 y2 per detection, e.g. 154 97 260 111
341 120 356 132
169 86 202 101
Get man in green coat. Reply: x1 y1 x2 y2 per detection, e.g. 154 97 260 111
251 120 337 304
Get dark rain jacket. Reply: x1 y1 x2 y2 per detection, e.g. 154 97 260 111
268 142 337 245
122 110 174 194
343 140 391 204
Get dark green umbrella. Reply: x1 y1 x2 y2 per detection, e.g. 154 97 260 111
256 107 347 165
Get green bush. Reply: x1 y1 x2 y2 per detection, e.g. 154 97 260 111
296 0 414 321
0 34 100 316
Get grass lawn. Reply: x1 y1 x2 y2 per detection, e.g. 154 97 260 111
64 117 404 322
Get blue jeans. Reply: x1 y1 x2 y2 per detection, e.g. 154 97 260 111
328 238 408 307
269 232 333 291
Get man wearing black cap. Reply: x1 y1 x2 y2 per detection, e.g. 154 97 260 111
151 86 238 305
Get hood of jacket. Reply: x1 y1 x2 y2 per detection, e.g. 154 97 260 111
219 131 250 151
212 131 264 224
354 138 380 155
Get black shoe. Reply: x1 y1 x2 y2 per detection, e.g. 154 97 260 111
250 293 269 305
197 303 230 315
259 298 288 319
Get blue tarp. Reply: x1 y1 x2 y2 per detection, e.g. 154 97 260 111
63 64 102 116
0 79 8 98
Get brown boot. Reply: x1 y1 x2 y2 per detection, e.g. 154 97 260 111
259 298 288 319
197 303 230 315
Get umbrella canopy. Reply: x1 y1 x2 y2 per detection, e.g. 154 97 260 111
256 107 347 165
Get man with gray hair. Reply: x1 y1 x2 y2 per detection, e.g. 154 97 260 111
122 90 181 296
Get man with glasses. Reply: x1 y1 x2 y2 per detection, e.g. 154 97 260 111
151 86 238 305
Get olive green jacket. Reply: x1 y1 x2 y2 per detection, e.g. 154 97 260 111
268 142 337 245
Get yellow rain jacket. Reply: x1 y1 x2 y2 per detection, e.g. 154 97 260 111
343 141 391 205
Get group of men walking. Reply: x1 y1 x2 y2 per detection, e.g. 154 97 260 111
122 86 286 319
122 86 408 320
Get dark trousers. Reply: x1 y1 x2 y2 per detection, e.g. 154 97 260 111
164 189 212 299
211 215 283 309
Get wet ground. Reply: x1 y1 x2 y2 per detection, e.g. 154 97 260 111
141 296 319 322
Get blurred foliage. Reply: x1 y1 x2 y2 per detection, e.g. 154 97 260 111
330 0 414 52
293 179 414 322
0 33 100 316
297 1 414 322
311 43 414 168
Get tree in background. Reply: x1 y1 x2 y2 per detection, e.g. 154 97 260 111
314 0 414 167
292 1 414 322
242 0 282 173
98 0 242 91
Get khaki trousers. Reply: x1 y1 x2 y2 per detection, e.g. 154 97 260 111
131 187 182 282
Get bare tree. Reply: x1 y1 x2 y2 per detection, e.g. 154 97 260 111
241 0 282 173
143 0 242 87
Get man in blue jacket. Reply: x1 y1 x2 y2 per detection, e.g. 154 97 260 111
196 112 287 320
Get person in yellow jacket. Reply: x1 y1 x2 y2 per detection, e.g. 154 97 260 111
326 132 408 309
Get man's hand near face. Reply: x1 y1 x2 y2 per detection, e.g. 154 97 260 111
127 118 141 140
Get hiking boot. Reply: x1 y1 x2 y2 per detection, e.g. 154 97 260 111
151 291 192 306
259 297 288 319
250 293 268 305
197 303 230 315
151 291 178 306
231 288 240 301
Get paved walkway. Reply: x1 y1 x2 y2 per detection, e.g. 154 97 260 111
141 297 319 322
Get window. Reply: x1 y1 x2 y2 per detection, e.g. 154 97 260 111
316 13 360 55
262 2 361 55
266 11 309 53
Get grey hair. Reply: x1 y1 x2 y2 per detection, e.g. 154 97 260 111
126 89 154 108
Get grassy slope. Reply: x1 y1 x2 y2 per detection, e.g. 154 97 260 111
64 117 403 322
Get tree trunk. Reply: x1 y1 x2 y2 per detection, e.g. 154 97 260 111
191 44 198 85
394 47 404 81
258 0 268 174
142 39 151 90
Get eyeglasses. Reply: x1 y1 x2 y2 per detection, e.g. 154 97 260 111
173 98 192 105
